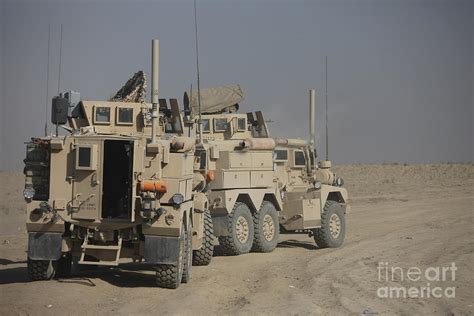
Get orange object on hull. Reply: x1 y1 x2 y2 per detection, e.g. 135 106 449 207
206 170 215 182
139 180 167 193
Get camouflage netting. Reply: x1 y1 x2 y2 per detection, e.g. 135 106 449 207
110 71 147 103
184 84 244 115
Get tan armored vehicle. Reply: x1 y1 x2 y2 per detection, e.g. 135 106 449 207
185 87 349 255
23 40 212 289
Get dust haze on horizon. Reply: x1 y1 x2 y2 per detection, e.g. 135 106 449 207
0 0 472 171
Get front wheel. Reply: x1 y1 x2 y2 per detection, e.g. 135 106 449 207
313 200 346 248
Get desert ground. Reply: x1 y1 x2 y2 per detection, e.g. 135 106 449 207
0 164 472 315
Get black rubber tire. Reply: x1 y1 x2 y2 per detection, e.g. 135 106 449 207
313 200 346 248
181 221 192 283
155 224 185 289
192 210 214 266
56 253 72 278
251 201 279 253
218 202 254 256
27 258 57 281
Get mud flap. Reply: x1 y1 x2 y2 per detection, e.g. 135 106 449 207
28 232 62 260
144 235 180 264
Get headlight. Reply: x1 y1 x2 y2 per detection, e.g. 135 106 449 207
171 193 184 206
335 177 344 187
23 186 35 200
313 181 322 190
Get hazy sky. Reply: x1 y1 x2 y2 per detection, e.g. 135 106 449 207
1 0 472 170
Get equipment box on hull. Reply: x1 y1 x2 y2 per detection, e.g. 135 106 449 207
280 198 321 231
213 170 274 189
215 151 273 170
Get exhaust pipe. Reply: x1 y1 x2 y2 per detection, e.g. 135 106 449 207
151 39 159 143
309 89 316 146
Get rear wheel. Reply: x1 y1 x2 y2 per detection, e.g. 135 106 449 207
155 224 185 289
56 253 73 278
313 200 345 248
181 221 192 283
27 258 57 281
252 201 279 252
218 202 254 255
192 210 214 266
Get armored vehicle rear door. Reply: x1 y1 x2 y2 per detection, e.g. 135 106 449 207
71 139 102 220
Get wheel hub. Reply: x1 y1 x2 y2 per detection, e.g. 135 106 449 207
262 214 275 241
235 216 250 243
329 213 341 238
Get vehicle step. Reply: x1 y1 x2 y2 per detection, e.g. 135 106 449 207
79 237 122 266
78 260 119 266
81 244 121 250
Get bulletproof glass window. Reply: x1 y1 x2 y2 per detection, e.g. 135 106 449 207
294 151 306 166
78 147 91 167
214 118 228 132
75 145 97 170
95 107 110 124
274 149 288 161
202 119 210 133
237 118 246 131
165 118 184 134
117 107 133 124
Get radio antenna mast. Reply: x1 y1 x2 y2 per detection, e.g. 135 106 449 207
194 0 203 144
44 25 51 136
325 56 329 161
57 24 63 94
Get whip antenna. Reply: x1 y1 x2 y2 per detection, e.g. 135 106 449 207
325 56 329 161
194 0 203 143
57 24 63 94
44 25 51 136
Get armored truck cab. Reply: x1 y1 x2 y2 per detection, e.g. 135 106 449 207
270 140 349 247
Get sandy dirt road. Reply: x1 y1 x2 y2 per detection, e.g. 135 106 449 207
0 164 472 315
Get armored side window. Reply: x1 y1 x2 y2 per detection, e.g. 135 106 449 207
294 150 306 167
94 106 110 124
117 107 133 125
78 147 91 167
202 119 211 133
274 149 288 161
237 118 246 131
214 118 228 132
75 145 97 170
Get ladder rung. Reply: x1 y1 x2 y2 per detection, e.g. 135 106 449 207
79 260 119 266
79 236 122 266
81 244 121 250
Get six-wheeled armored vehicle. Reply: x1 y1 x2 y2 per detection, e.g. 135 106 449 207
23 40 213 289
184 86 349 255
